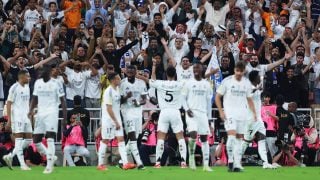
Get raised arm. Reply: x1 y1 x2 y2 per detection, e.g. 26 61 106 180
34 53 58 69
0 55 11 71
161 38 176 66
266 52 291 72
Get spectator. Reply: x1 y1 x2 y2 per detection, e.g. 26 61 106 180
272 141 299 167
214 136 228 166
67 95 90 129
59 60 98 108
291 116 319 166
276 95 294 142
63 113 91 166
24 139 47 167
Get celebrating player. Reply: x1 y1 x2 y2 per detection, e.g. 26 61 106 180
97 73 135 171
183 63 213 171
29 65 67 174
147 60 187 168
242 71 275 169
215 61 257 172
3 70 32 170
120 65 147 169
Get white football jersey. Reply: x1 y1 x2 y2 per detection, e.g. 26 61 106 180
65 67 91 100
120 78 148 110
7 82 30 117
101 86 121 120
33 78 65 112
183 79 212 113
217 75 252 120
176 65 194 82
149 80 184 110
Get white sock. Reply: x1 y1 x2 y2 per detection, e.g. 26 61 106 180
226 135 236 163
201 141 210 167
118 141 128 164
129 141 143 166
22 139 32 149
35 142 48 156
242 141 249 155
15 138 26 167
155 139 165 163
233 138 243 168
46 138 55 169
98 141 107 166
126 141 133 163
178 139 187 162
258 139 269 164
188 138 196 161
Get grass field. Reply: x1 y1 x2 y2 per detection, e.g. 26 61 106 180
0 166 319 180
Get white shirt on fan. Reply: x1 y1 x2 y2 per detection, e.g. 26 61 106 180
85 68 104 99
216 75 252 121
149 80 184 110
23 9 41 41
176 65 194 82
65 67 92 100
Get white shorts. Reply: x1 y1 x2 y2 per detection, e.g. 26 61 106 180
186 110 210 135
101 116 124 140
121 109 142 136
224 118 247 134
158 109 183 133
11 115 32 134
244 120 266 141
33 111 59 134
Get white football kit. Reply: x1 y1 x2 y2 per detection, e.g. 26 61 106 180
33 78 65 134
101 86 123 139
244 86 266 141
149 80 184 133
184 79 213 135
7 82 32 133
216 75 253 134
120 78 148 135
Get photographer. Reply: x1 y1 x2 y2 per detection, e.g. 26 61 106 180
139 111 159 166
0 117 15 167
62 113 90 166
272 141 299 167
214 136 228 166
291 116 319 166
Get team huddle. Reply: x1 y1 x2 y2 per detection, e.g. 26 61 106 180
2 60 276 174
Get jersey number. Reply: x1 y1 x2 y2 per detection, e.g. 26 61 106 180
165 91 173 102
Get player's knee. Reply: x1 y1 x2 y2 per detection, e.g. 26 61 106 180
46 132 56 139
189 131 197 139
128 132 136 141
200 135 207 142
63 146 71 154
33 134 43 143
256 132 266 141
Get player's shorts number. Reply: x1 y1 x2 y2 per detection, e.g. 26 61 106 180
165 91 173 102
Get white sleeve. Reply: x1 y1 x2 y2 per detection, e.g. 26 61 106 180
7 86 15 102
149 80 161 89
33 81 39 96
57 82 65 98
65 67 72 76
140 81 148 95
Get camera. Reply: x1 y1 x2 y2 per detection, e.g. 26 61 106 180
141 129 151 143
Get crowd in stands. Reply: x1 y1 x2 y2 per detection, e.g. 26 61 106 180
0 0 319 167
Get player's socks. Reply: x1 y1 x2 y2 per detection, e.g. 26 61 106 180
15 138 26 167
35 142 48 156
98 141 107 166
178 139 187 162
233 138 243 169
201 141 210 167
226 135 236 165
258 139 269 163
241 141 249 155
118 141 129 164
155 139 165 163
47 138 55 169
22 139 32 149
188 138 196 167
126 140 133 162
129 141 143 165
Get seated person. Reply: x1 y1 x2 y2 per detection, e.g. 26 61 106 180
272 141 299 167
24 139 47 167
0 117 16 167
62 114 91 166
214 136 227 166
291 115 319 166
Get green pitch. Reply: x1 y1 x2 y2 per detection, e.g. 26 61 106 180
0 166 319 180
